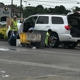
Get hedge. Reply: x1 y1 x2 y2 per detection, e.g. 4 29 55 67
0 25 8 40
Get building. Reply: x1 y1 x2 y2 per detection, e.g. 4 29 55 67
0 5 23 22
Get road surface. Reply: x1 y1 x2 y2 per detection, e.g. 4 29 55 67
0 41 80 80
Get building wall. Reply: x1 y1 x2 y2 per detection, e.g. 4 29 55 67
0 7 11 18
0 7 11 21
0 6 23 21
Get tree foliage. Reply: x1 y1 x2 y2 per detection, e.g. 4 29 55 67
2 3 80 18
73 7 80 12
23 5 71 17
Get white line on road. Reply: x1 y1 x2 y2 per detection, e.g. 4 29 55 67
0 48 10 51
0 59 80 72
0 47 74 56
0 47 79 56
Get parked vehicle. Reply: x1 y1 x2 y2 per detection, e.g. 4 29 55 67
0 21 6 26
6 11 80 48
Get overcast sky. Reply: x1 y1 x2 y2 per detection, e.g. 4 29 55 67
1 0 80 9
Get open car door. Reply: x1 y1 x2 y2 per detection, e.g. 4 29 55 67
67 11 80 37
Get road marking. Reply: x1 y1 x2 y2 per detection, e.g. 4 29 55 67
0 71 6 73
2 75 10 78
0 47 67 54
35 74 57 79
0 59 80 72
0 48 10 51
0 47 71 55
0 47 79 56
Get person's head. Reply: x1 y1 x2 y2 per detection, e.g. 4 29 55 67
48 29 52 34
13 15 17 21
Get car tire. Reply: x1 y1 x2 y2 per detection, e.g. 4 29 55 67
67 42 77 49
49 33 59 48
21 43 26 47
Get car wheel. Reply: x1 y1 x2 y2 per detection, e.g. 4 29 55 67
49 33 59 48
67 42 77 49
21 43 26 47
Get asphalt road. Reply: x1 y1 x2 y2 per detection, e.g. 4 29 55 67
0 41 80 80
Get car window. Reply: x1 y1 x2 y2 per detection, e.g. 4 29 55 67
68 19 79 26
24 16 37 27
23 16 38 32
25 16 37 23
52 17 64 24
36 16 49 24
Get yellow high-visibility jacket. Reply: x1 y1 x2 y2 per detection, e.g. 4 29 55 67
10 19 18 31
45 32 50 46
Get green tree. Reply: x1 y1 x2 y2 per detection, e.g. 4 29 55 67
54 5 65 14
35 5 44 14
73 7 80 12
23 6 36 17
22 5 71 17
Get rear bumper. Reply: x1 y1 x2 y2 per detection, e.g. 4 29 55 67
59 34 80 42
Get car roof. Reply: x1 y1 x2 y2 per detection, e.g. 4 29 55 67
24 14 67 20
31 14 66 17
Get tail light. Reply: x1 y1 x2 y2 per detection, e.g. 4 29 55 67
65 25 70 30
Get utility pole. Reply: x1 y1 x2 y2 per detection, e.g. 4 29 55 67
11 0 13 17
11 0 13 5
20 0 22 18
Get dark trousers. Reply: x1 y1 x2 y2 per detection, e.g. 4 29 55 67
9 31 18 38
8 30 18 46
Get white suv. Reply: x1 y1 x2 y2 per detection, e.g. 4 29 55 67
7 12 80 48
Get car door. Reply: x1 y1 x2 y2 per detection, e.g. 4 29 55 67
50 16 65 34
34 15 50 31
67 11 80 37
22 16 38 32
